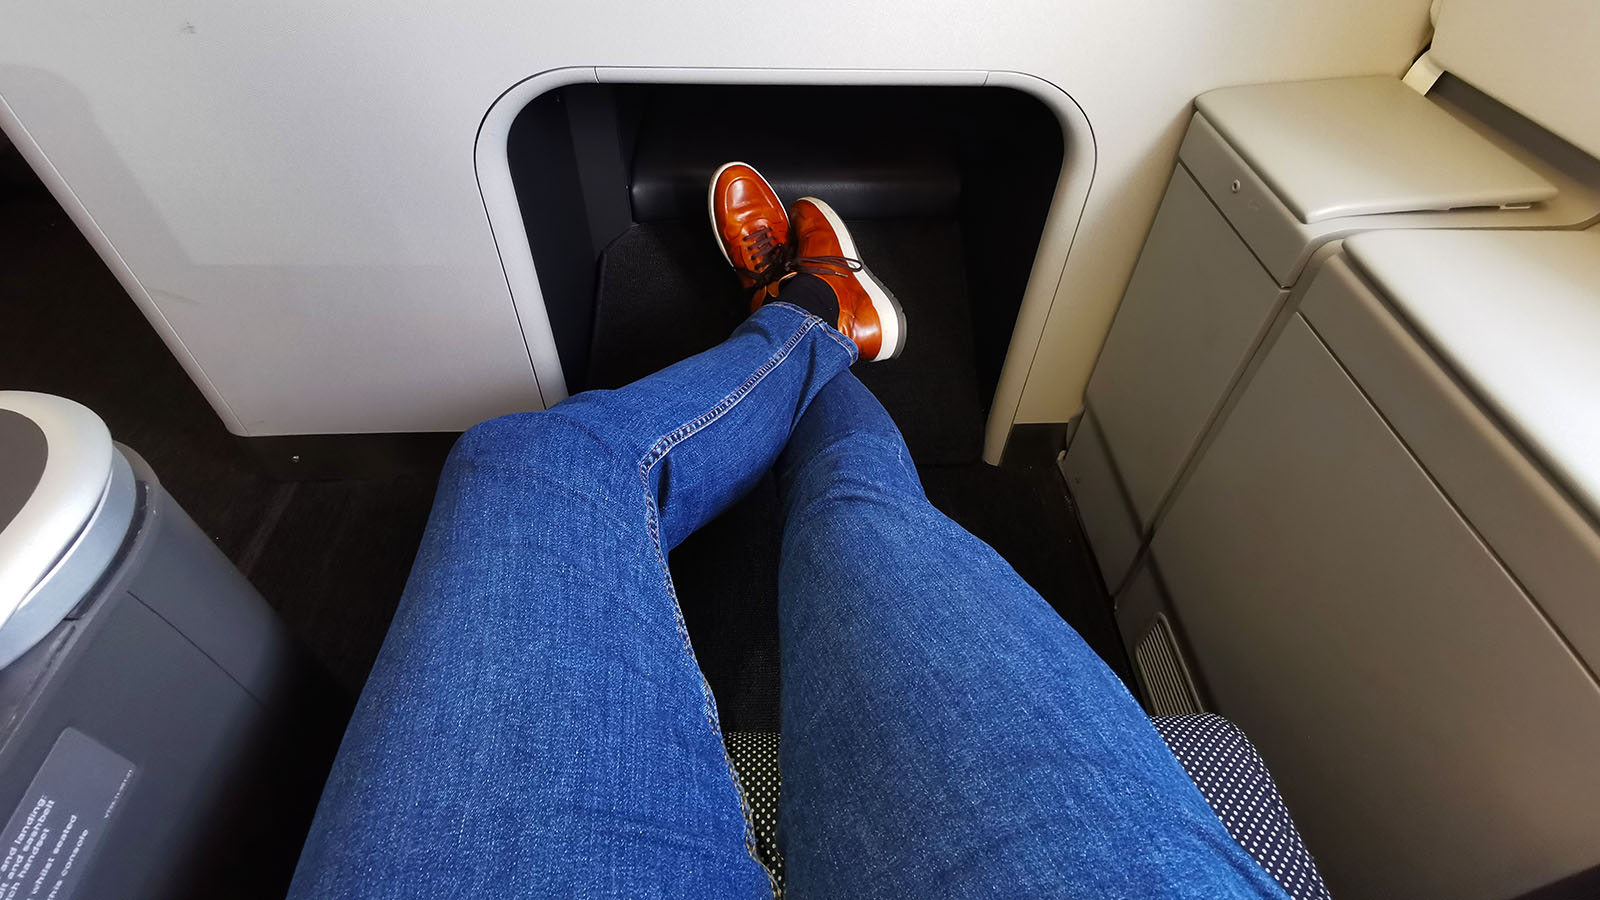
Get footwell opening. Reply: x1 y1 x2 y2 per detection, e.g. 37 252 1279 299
496 77 1125 735
504 80 1065 457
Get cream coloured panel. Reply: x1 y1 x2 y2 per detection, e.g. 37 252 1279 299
1059 409 1140 591
1153 315 1600 899
1085 167 1286 528
1192 76 1554 223
1431 0 1600 159
0 0 1432 435
1301 255 1600 681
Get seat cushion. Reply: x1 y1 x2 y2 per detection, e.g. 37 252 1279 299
731 715 1331 897
1153 713 1331 900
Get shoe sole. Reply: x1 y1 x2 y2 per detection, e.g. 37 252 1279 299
798 197 906 361
707 161 784 269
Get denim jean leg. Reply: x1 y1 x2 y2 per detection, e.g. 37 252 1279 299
287 303 855 899
773 372 1289 900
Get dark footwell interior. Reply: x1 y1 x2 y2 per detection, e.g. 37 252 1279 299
508 80 1130 731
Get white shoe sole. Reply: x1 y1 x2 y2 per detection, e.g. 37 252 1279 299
707 161 784 269
797 197 906 361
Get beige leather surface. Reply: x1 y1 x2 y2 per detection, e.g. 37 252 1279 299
1086 168 1285 527
1345 229 1600 522
1059 410 1140 592
1194 76 1555 223
1432 0 1600 161
1154 311 1600 900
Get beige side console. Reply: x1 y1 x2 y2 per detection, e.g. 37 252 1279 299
1145 230 1600 898
1063 3 1600 896
1067 71 1600 597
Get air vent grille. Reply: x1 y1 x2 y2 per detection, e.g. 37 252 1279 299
1134 614 1204 716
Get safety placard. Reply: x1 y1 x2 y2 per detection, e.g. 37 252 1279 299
0 729 136 900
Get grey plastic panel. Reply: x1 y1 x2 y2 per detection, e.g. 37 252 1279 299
1114 563 1204 716
1059 409 1140 591
25 599 266 900
122 450 299 706
1085 168 1286 528
1301 254 1600 680
1193 76 1554 223
1152 314 1600 900
0 446 339 899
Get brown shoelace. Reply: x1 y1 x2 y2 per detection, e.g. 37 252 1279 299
736 230 863 292
737 226 786 281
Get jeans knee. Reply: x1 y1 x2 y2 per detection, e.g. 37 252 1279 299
447 411 611 480
450 414 528 469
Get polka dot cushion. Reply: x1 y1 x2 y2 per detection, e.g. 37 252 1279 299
1153 714 1332 900
725 730 784 887
729 716 1329 900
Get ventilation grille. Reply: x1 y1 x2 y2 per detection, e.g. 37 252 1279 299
1134 614 1204 716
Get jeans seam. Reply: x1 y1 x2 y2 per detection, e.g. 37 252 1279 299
637 313 834 896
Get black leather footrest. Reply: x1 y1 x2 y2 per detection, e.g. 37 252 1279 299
627 85 963 222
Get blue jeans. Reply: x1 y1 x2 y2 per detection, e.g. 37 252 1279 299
287 303 1287 899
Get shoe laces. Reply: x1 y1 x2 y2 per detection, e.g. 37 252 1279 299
736 226 788 287
784 252 863 279
736 231 864 291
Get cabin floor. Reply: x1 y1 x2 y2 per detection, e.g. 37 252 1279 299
1 134 1128 869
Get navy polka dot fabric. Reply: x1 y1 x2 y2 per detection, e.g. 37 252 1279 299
729 716 1330 898
725 731 785 885
1153 714 1332 900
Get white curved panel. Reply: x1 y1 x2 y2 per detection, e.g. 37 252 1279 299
0 100 245 433
982 71 1097 463
0 392 112 626
2 0 1433 436
474 67 600 406
473 66 1097 455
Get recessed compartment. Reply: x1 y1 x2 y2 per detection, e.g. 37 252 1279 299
502 81 1065 463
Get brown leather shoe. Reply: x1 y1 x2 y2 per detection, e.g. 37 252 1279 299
786 197 906 361
708 162 789 305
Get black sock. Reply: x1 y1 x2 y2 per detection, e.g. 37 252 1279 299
772 274 840 323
